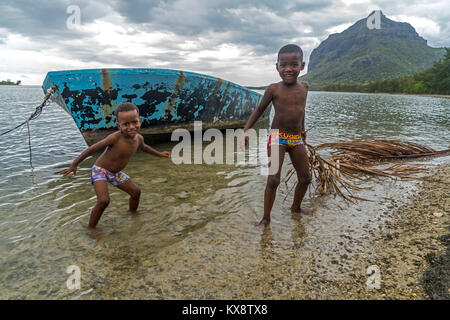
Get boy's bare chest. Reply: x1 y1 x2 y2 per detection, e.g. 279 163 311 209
112 138 140 158
273 86 306 109
273 92 306 112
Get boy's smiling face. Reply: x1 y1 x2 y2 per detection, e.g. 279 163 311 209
116 110 141 138
276 52 305 85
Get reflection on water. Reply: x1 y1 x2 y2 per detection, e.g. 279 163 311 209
0 87 449 298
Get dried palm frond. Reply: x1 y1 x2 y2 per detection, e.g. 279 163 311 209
283 139 449 203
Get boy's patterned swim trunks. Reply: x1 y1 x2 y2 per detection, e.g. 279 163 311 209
267 131 304 151
90 165 129 186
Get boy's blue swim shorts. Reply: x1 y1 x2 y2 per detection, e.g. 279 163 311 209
90 165 129 186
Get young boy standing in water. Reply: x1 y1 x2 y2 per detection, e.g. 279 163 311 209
242 44 313 230
59 102 171 229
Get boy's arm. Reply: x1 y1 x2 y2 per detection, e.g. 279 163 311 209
301 82 309 142
139 136 171 158
59 133 119 176
243 85 274 132
241 85 274 150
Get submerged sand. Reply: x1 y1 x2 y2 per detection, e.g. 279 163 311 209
284 163 449 299
1 161 448 300
359 164 449 299
77 163 450 300
113 163 449 300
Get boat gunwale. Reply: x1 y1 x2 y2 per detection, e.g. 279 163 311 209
43 68 260 94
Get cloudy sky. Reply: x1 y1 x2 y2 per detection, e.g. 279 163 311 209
0 0 448 86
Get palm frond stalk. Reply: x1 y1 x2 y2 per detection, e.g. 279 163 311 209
283 140 449 203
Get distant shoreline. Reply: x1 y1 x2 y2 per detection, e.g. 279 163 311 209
374 92 450 99
246 86 450 99
313 91 450 99
4 84 449 99
0 80 21 85
0 84 40 87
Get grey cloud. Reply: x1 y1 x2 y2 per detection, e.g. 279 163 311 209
0 0 113 40
2 0 446 52
0 0 448 85
113 0 161 23
113 0 336 40
1 0 447 50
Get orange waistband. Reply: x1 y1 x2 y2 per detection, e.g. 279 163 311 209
270 131 302 139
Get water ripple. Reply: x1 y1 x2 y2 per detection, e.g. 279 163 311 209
0 87 449 298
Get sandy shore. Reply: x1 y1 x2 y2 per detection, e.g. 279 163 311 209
344 163 449 299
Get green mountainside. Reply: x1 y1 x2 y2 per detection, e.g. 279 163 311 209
300 11 446 89
322 48 450 94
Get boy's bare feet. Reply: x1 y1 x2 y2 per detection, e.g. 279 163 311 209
291 207 314 215
256 218 270 232
87 227 103 239
127 209 141 215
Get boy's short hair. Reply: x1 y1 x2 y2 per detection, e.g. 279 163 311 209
278 44 303 61
114 102 139 119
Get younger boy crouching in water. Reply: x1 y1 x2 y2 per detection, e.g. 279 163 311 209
242 44 313 230
59 102 171 229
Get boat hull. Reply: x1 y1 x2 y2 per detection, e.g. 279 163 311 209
42 68 267 145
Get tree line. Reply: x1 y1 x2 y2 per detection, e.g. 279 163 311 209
0 79 21 85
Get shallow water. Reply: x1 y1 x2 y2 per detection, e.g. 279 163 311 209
0 86 448 299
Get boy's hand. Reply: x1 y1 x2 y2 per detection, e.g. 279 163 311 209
160 151 171 158
240 132 249 151
58 165 77 177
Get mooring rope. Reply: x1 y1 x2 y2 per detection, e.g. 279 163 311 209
0 85 58 168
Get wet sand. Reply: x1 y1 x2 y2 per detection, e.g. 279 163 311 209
359 164 449 299
186 163 449 300
1 157 448 300
115 163 448 300
294 163 449 300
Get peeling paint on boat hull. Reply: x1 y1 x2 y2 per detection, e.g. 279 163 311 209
42 68 268 145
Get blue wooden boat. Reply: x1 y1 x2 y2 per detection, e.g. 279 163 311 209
42 68 266 145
